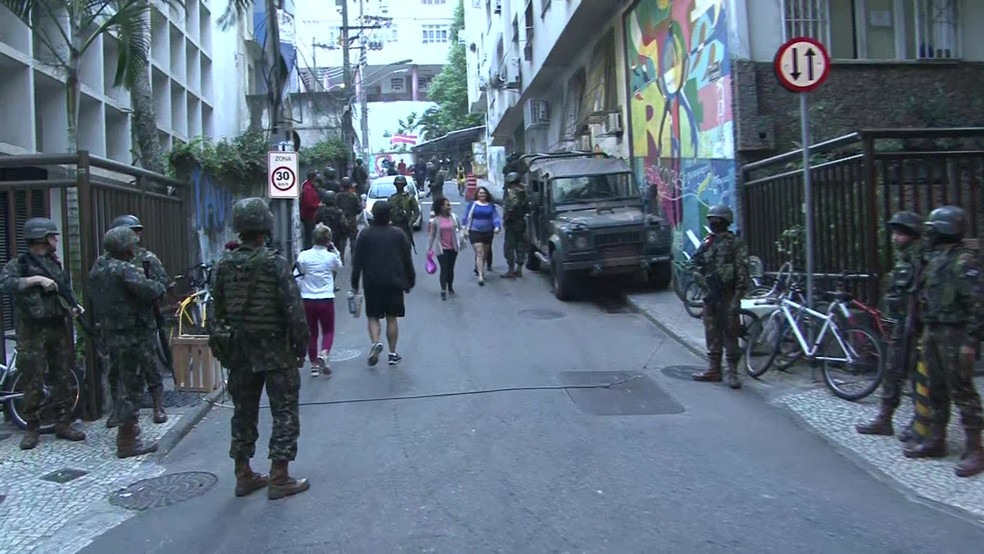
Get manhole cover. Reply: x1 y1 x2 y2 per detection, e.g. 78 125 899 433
662 365 706 381
594 296 631 314
558 371 685 416
109 471 218 511
329 348 361 362
141 390 207 409
518 309 565 320
40 468 89 484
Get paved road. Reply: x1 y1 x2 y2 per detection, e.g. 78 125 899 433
83 194 984 553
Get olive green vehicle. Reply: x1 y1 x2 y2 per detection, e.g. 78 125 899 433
520 152 673 300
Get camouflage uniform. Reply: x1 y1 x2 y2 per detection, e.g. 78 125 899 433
388 179 420 243
88 226 165 457
502 173 529 278
857 211 924 439
209 197 310 499
692 205 750 389
336 184 362 262
317 191 349 258
0 218 85 449
902 206 984 478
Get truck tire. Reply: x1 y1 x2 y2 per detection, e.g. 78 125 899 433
551 250 575 301
647 262 672 290
525 247 541 271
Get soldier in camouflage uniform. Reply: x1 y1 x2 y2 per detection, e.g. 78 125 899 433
857 211 924 440
317 191 349 262
387 175 420 245
208 197 311 499
336 177 363 263
691 205 750 390
103 214 169 427
0 218 86 450
501 172 529 279
902 206 984 477
88 227 166 458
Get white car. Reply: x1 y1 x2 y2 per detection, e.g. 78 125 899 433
362 176 423 230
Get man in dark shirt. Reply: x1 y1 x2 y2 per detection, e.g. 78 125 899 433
351 202 415 367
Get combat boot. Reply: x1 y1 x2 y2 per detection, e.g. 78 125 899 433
151 388 168 424
725 357 742 389
903 426 947 459
105 412 119 428
20 421 40 450
234 458 269 497
954 431 984 478
267 460 310 500
54 421 86 442
692 354 723 382
503 265 516 279
855 404 895 436
898 420 915 443
116 422 158 459
515 265 523 278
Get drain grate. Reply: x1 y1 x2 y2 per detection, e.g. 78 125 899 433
559 371 685 416
662 365 706 381
109 471 218 511
519 309 565 320
141 390 207 409
593 296 631 314
329 348 361 362
40 468 89 484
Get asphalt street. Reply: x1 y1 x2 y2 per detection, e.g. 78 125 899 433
83 191 984 553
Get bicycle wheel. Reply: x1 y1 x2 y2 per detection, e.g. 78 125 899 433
744 310 784 378
821 325 885 401
736 308 760 350
8 366 82 433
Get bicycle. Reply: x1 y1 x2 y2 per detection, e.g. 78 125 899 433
673 255 705 319
744 289 885 401
172 263 212 336
1 331 83 432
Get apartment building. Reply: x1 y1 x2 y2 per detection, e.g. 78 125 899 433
0 1 248 162
467 0 984 238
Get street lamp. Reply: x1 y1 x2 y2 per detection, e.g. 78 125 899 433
359 59 413 158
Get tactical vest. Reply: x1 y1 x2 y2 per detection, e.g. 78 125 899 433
88 256 158 330
884 247 919 317
218 247 287 334
388 194 410 224
921 244 977 325
696 232 739 287
12 252 71 322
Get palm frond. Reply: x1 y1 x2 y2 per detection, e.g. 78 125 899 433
217 0 252 31
0 0 34 21
91 0 151 89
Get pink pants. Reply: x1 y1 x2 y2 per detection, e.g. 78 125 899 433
303 298 335 362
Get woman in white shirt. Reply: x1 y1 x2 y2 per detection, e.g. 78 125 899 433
295 223 343 376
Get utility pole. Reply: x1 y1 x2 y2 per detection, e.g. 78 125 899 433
264 0 295 263
359 0 370 162
341 0 354 168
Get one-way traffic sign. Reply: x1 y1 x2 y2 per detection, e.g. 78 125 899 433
774 37 830 93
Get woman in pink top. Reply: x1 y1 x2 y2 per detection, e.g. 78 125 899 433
426 196 463 300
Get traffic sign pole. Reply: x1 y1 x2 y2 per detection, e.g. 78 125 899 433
800 92 815 312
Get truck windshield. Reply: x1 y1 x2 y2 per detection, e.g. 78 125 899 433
550 174 634 204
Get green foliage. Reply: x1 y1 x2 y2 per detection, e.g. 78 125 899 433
165 131 269 191
775 224 805 270
299 137 349 168
419 0 484 139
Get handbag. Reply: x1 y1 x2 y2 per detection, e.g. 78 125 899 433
425 250 437 274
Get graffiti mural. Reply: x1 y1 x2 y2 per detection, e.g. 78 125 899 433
625 0 735 248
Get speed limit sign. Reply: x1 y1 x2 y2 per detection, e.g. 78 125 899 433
267 151 299 198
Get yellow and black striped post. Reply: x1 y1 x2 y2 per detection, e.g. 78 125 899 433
911 338 932 441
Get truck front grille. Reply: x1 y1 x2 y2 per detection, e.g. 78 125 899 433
594 230 642 248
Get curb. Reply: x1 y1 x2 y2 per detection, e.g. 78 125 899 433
150 386 224 463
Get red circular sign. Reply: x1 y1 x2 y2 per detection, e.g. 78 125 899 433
774 37 831 93
271 165 296 191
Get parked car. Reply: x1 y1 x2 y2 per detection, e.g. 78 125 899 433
361 175 423 230
521 152 673 300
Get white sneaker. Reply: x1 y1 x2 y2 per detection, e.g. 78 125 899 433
318 350 332 377
368 342 384 366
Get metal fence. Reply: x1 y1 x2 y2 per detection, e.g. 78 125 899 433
741 128 984 304
0 152 192 418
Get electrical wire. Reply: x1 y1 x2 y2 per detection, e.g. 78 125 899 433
209 374 643 410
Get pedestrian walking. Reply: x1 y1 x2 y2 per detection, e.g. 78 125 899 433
387 175 420 246
462 186 501 286
209 197 310 499
351 201 416 367
300 169 321 249
690 204 750 389
856 211 924 440
88 227 166 458
427 197 464 300
0 218 87 450
336 178 363 262
104 214 169 427
501 172 530 279
902 206 984 477
295 224 343 377
353 159 369 196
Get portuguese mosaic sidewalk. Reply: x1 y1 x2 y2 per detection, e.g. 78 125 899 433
626 288 984 523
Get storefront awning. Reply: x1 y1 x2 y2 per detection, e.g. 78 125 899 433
412 126 486 156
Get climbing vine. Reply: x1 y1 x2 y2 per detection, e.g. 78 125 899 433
165 131 270 191
298 137 349 169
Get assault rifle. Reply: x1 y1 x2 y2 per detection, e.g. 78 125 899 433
899 259 923 386
143 260 173 370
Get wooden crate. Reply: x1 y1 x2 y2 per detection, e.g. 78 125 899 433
170 335 222 392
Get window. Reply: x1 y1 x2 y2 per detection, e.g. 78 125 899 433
782 0 959 60
390 77 405 91
421 0 446 4
422 24 449 44
387 26 398 42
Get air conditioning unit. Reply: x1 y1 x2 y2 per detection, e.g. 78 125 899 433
524 99 549 128
494 0 502 14
499 57 520 89
602 112 623 136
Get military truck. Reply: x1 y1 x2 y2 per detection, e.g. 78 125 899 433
520 152 673 300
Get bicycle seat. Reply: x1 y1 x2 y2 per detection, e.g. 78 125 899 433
754 297 780 306
823 290 853 303
4 331 16 342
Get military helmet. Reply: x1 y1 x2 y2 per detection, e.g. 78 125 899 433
110 214 143 231
706 204 734 224
506 172 521 184
323 167 337 178
341 176 353 187
886 210 923 236
232 197 274 234
23 217 59 241
394 175 407 186
927 205 967 239
323 190 337 204
103 226 139 256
